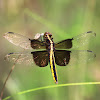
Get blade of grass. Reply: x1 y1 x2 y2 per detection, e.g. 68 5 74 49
3 81 100 100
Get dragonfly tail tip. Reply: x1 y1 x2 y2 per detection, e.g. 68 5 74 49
55 81 58 84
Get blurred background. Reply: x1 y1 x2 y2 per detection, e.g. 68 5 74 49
0 0 100 100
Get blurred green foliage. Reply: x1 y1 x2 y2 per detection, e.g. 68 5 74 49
0 0 100 100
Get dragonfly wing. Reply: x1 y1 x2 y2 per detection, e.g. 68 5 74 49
72 31 96 49
4 52 34 65
55 39 73 49
68 50 96 66
5 51 49 67
30 39 46 49
55 50 96 66
31 50 49 67
55 50 71 66
4 32 32 49
55 31 96 49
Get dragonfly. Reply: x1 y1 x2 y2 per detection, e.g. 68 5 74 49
3 31 96 84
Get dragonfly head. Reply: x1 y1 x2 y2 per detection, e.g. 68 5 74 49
44 32 52 39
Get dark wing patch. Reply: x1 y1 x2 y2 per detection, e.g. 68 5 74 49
55 50 71 66
30 39 46 49
55 39 73 49
31 50 49 67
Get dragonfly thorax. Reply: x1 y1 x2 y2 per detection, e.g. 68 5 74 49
43 32 55 51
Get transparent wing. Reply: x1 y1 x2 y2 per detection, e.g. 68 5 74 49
54 50 96 66
4 32 32 49
55 31 96 50
72 31 96 49
4 52 34 65
69 50 96 66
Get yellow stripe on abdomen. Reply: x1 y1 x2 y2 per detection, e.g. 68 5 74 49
50 48 58 84
46 34 58 84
